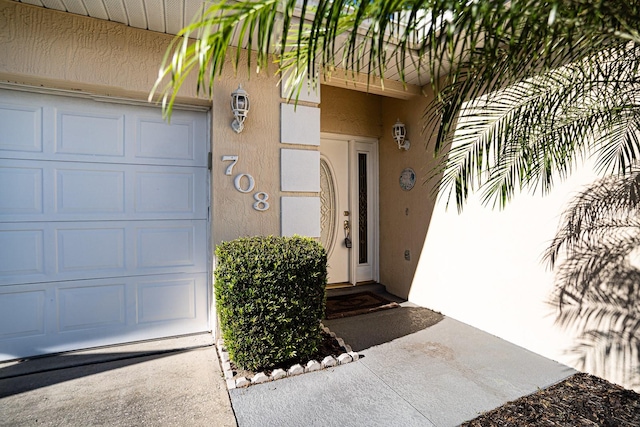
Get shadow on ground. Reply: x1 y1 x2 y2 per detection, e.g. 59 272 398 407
323 305 444 352
0 348 198 398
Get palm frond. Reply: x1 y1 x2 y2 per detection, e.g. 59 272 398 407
153 0 640 209
430 42 640 210
150 0 284 118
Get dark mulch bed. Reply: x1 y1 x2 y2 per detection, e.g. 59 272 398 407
229 330 348 380
462 372 640 426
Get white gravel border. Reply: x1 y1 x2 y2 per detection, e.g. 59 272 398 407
217 323 359 389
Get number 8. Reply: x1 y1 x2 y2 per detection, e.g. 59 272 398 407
253 192 269 211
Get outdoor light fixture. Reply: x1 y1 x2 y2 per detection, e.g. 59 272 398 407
392 119 410 150
231 84 250 133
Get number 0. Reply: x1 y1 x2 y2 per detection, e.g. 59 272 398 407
234 173 255 193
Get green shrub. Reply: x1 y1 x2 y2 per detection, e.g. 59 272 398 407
214 235 327 371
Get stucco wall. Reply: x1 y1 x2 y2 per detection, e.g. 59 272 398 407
210 74 283 246
0 0 202 102
378 95 437 299
407 164 603 379
405 122 639 389
320 85 383 138
0 0 284 247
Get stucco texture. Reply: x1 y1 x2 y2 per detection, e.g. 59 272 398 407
320 85 383 138
0 0 286 249
210 69 285 247
378 95 437 299
0 0 202 101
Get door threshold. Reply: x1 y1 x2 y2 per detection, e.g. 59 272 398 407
326 281 378 290
326 282 354 290
326 282 387 297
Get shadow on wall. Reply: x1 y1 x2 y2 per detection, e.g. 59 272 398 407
546 170 640 390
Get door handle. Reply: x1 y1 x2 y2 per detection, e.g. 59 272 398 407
343 220 352 248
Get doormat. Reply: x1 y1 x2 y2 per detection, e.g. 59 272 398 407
325 291 400 320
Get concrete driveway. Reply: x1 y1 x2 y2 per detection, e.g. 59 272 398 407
0 335 236 427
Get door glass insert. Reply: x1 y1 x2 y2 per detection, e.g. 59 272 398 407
358 153 368 264
320 158 337 255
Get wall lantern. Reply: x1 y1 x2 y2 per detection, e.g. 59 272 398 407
231 84 250 133
392 119 410 150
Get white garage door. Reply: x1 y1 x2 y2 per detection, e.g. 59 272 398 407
0 88 210 361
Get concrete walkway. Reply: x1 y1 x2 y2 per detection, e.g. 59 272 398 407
0 303 576 427
0 335 236 427
230 304 576 427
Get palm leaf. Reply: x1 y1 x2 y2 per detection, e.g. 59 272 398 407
430 42 640 210
153 1 640 207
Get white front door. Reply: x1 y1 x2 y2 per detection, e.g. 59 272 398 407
320 136 378 285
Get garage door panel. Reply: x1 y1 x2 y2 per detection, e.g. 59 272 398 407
58 110 125 157
131 110 209 166
58 284 126 332
0 159 207 222
0 165 43 215
57 168 125 214
132 220 207 274
57 228 125 273
0 290 46 339
0 273 208 359
0 103 42 153
135 171 195 213
0 229 45 277
137 225 196 268
136 116 195 160
137 278 197 324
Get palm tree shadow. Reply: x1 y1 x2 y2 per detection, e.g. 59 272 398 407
545 170 640 389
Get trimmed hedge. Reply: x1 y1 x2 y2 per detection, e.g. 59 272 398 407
214 235 327 371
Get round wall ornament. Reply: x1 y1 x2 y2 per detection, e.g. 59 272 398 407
400 167 416 191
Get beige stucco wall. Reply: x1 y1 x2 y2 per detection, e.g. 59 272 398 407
378 95 437 298
0 0 202 102
210 74 283 247
0 0 284 248
408 162 602 381
320 85 383 138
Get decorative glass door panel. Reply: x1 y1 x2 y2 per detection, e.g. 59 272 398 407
320 140 350 284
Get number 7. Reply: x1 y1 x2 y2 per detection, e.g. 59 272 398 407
221 155 239 176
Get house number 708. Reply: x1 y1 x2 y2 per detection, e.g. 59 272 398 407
222 155 269 211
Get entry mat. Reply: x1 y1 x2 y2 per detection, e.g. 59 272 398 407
325 291 400 320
